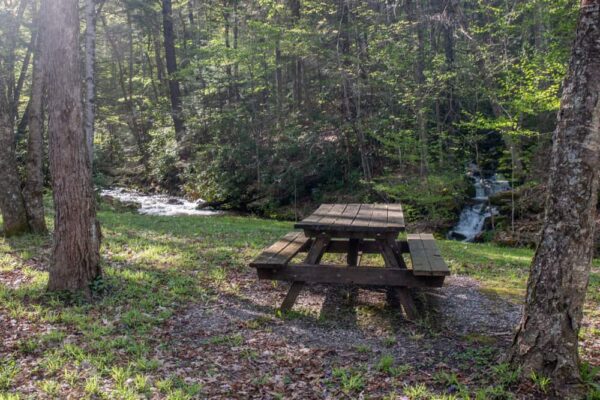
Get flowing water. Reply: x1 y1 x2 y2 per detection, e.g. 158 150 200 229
448 174 510 242
100 187 222 217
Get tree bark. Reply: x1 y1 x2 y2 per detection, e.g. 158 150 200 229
22 32 48 235
42 0 101 292
0 0 31 237
162 0 187 151
508 1 600 396
0 114 29 237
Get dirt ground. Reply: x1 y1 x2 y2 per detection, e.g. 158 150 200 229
157 274 530 399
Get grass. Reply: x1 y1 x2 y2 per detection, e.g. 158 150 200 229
0 205 599 398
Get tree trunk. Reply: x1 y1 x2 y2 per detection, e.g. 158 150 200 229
0 114 29 237
508 1 600 396
22 32 47 235
288 0 302 109
404 0 428 176
162 0 187 150
42 0 101 292
84 0 97 169
0 0 31 237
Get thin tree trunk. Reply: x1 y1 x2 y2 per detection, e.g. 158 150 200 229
0 114 29 237
288 0 302 109
84 0 97 169
42 0 101 292
0 0 31 237
162 0 187 149
101 15 151 172
508 1 600 396
23 32 47 234
275 44 283 122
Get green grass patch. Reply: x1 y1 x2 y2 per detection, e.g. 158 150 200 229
0 205 598 397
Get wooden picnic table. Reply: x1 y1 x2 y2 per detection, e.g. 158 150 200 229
251 203 449 319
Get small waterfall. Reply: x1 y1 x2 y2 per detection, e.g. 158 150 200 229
448 170 510 242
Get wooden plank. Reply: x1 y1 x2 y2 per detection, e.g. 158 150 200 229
303 229 401 239
386 204 405 229
369 204 389 229
317 203 348 226
407 234 449 276
254 239 410 256
256 264 445 288
296 203 405 233
300 204 335 224
352 203 374 229
407 233 431 275
334 203 361 227
250 231 310 268
419 234 449 275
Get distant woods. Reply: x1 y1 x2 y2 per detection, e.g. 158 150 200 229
0 0 581 221
85 0 576 210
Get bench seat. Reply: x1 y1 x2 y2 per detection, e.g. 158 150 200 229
250 231 311 268
407 233 450 277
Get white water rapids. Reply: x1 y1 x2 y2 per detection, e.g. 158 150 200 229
101 187 222 217
448 176 510 242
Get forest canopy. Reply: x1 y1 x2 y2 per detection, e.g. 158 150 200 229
3 0 576 213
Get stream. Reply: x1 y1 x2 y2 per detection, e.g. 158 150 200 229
101 188 222 217
448 170 510 242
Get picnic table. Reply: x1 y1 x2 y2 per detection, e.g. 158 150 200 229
250 203 449 319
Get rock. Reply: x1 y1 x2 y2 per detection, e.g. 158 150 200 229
167 198 184 205
100 195 140 213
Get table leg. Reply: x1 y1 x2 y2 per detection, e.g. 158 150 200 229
377 236 418 320
347 239 360 266
346 239 360 301
280 282 305 312
279 234 330 312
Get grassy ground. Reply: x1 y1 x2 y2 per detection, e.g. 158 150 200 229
0 207 599 399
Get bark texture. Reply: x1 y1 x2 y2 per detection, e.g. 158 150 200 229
23 32 47 234
42 0 101 292
508 1 600 396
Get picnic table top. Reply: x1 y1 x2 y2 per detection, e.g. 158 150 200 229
294 203 405 234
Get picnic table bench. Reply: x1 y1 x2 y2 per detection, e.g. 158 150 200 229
250 203 449 319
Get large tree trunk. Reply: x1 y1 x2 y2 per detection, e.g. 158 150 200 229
508 1 600 396
42 0 101 292
22 32 47 235
162 0 187 152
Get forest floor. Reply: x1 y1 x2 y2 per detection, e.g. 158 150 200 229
0 207 599 399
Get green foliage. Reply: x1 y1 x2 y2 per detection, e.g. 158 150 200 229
332 368 365 394
373 173 470 224
75 0 579 216
530 371 551 394
0 359 19 392
491 363 521 388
